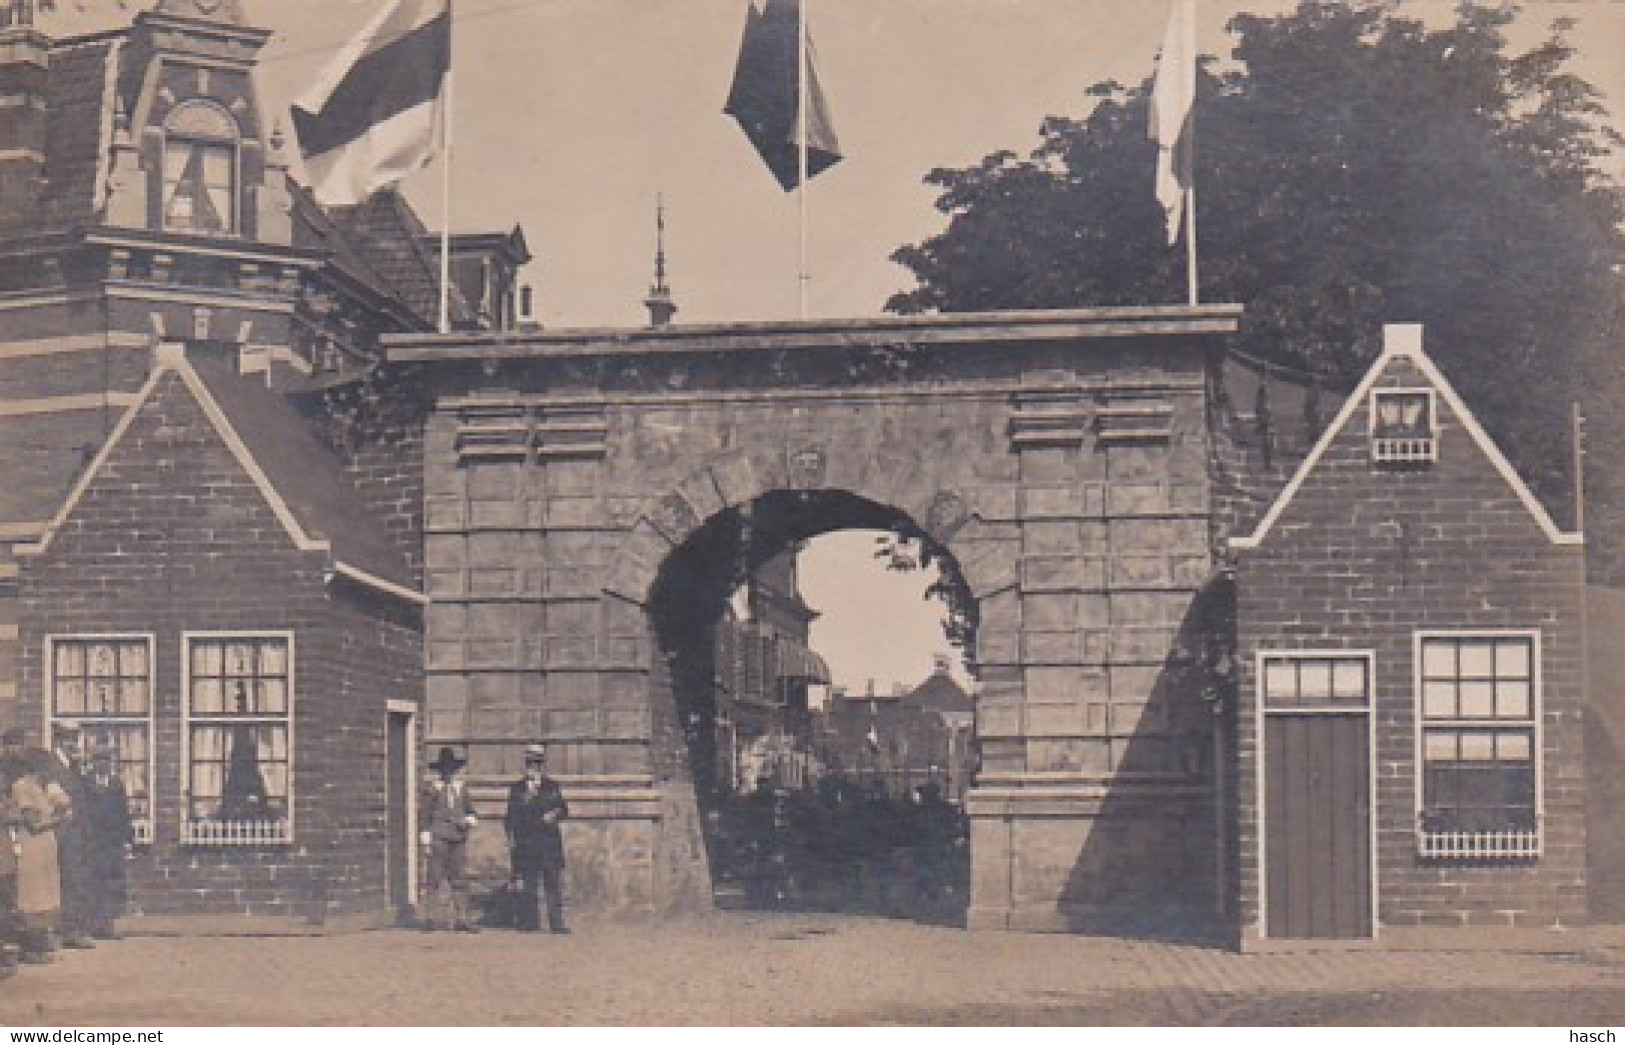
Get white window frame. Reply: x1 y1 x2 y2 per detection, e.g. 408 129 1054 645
1370 387 1438 464
180 630 295 846
42 633 157 845
159 101 241 237
1254 649 1379 941
1413 629 1543 860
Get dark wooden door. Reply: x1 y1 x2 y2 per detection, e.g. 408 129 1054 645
1264 713 1371 938
386 710 413 916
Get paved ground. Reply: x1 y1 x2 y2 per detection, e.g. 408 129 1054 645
3 913 1625 1025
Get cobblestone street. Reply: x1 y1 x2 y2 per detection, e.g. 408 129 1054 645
3 914 1625 1025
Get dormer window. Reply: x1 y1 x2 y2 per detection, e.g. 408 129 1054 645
161 101 240 235
1371 388 1436 464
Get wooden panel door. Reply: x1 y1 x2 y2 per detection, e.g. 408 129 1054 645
1264 713 1372 938
386 710 414 916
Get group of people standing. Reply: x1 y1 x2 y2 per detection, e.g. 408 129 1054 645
419 742 570 935
0 724 134 968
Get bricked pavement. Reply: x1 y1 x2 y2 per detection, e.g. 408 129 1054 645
3 914 1625 1025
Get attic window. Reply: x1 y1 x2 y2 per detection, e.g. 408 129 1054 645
1371 388 1436 464
161 102 240 236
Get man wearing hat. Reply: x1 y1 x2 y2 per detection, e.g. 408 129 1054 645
420 746 479 932
505 743 569 934
80 741 133 939
45 723 93 950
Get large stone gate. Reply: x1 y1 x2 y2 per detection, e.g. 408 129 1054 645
384 305 1242 931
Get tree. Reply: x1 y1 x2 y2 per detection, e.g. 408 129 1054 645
888 1 1625 511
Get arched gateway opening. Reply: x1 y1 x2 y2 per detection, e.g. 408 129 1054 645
647 489 976 919
389 306 1242 932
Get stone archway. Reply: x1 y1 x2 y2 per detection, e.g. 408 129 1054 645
633 483 989 915
396 306 1241 929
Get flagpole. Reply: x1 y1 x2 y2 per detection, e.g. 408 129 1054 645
438 3 454 335
1181 0 1197 307
797 0 810 319
1185 185 1198 306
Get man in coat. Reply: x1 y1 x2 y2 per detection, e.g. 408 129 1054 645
44 724 92 949
80 743 133 939
505 742 569 934
420 746 478 932
0 749 20 971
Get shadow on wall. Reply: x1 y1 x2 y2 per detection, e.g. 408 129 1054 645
1586 585 1625 923
1061 576 1234 945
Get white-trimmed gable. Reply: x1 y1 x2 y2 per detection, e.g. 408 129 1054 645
1229 324 1581 552
14 342 426 606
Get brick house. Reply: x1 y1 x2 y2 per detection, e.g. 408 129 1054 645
1229 324 1587 942
12 343 426 924
0 0 529 927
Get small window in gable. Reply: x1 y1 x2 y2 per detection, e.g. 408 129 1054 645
161 101 240 236
1371 388 1437 464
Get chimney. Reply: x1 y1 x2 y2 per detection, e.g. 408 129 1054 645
517 284 541 332
1383 323 1424 358
0 16 50 223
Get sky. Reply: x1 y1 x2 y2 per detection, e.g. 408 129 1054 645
43 0 1625 692
204 0 1622 330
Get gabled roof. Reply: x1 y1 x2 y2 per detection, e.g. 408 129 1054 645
1230 324 1582 552
907 671 974 716
289 180 425 330
329 189 475 329
15 344 424 606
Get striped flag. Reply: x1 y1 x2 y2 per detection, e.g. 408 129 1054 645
291 0 451 208
724 0 842 192
1149 0 1195 245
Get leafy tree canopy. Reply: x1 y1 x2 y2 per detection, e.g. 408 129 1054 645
888 0 1625 505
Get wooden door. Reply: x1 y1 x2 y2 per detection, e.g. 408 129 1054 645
1264 713 1372 938
386 709 414 916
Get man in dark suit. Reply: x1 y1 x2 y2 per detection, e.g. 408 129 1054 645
80 742 133 940
420 747 479 932
505 742 569 934
45 724 92 950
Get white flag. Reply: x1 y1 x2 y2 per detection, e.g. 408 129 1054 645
1149 0 1196 246
291 0 450 208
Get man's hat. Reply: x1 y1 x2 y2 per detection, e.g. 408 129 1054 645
428 746 466 773
523 742 548 763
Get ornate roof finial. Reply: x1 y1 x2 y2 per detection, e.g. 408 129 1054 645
153 0 249 26
267 117 288 167
644 194 678 328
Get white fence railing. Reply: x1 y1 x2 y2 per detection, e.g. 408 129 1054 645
1373 436 1437 464
182 818 290 846
1418 828 1540 860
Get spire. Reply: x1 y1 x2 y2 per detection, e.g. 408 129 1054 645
644 194 678 328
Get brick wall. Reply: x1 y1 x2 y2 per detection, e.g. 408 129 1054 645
16 371 421 920
298 376 428 588
1234 355 1587 934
